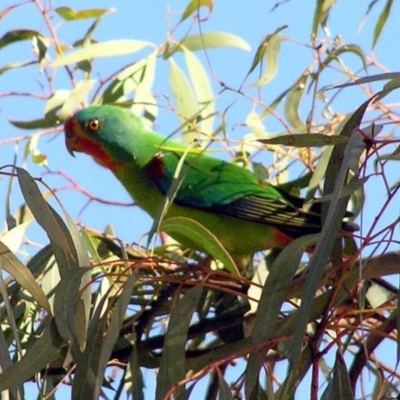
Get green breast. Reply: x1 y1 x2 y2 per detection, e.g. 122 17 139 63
112 162 280 255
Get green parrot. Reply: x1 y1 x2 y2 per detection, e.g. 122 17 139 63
64 105 342 256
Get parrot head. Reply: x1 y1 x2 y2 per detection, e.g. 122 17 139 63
64 105 143 169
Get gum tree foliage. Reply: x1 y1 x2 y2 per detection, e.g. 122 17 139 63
0 1 399 399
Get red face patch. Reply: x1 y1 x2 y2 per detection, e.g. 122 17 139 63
64 117 120 170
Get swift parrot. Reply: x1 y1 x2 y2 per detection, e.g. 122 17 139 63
64 105 351 256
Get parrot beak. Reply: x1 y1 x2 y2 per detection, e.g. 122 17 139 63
64 118 77 157
63 116 111 168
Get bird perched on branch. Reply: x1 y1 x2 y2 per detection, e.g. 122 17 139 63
64 105 352 256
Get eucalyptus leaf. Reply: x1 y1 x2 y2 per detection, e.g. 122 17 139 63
52 40 152 67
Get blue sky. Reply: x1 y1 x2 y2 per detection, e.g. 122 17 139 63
0 0 399 398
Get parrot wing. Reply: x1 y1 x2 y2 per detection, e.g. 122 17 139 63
145 150 321 237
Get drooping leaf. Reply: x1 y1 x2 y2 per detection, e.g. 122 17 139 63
0 61 37 77
0 319 63 391
51 40 152 67
174 32 250 52
0 29 44 51
181 0 213 22
245 234 319 397
245 112 267 137
55 6 113 21
289 94 378 372
284 75 307 131
16 168 79 274
182 47 215 137
9 115 59 130
128 335 145 400
321 352 354 400
372 0 393 48
161 217 239 276
312 0 337 39
129 50 158 121
53 267 89 352
72 269 137 399
1 220 31 253
45 90 71 117
251 32 287 87
155 283 204 400
169 57 198 142
0 242 51 314
247 26 287 76
25 134 48 167
59 79 97 120
218 372 233 400
321 44 367 72
331 72 400 90
258 133 348 147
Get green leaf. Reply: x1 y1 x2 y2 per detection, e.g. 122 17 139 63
247 26 287 76
72 316 106 399
45 90 71 117
169 58 198 142
161 217 239 276
258 133 348 147
32 35 49 70
311 0 337 39
284 75 307 131
218 372 233 400
53 267 89 351
305 140 333 202
382 77 400 92
251 33 287 87
80 229 102 264
72 270 137 399
129 50 158 121
175 32 250 52
0 242 51 314
1 220 31 253
289 95 377 372
182 47 215 137
94 271 137 397
51 40 152 67
245 112 267 138
9 115 59 130
100 60 148 104
0 29 44 51
321 352 354 400
312 0 323 39
0 319 63 391
0 61 37 77
25 134 48 167
128 337 145 400
252 235 320 341
155 283 204 400
55 6 112 21
372 0 393 48
0 326 12 379
331 72 400 90
366 284 391 308
252 162 269 182
59 79 96 120
17 167 92 337
181 0 213 22
16 168 79 274
245 235 319 397
321 44 367 72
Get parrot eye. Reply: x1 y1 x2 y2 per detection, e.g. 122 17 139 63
86 118 101 133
